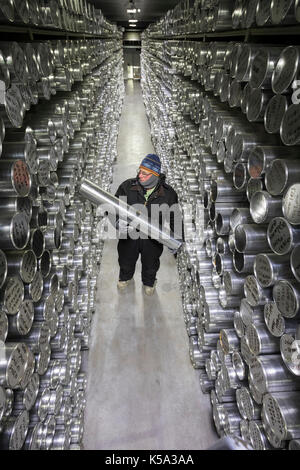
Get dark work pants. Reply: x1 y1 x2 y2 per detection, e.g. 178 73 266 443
118 238 164 287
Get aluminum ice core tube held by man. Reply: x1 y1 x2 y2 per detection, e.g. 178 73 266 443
79 154 184 296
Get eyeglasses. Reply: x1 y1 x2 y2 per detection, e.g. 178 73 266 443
138 169 152 176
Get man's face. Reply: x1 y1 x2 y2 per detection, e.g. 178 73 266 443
138 168 153 184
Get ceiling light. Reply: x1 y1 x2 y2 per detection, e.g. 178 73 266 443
127 8 137 13
129 19 138 22
129 24 137 27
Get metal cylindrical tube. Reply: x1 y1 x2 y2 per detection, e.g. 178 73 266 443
234 310 246 338
216 236 230 255
223 270 246 296
21 322 51 354
7 299 34 337
254 253 292 288
203 303 235 333
264 94 289 134
0 249 7 290
230 208 252 231
250 355 300 395
235 224 270 253
291 245 300 282
0 309 8 341
14 372 39 412
36 146 57 172
42 226 62 251
214 252 234 276
246 323 280 355
289 439 300 450
244 275 272 306
240 298 264 326
38 250 52 278
266 159 300 196
0 160 31 197
210 179 247 203
246 87 273 123
273 279 300 318
215 212 232 236
189 336 210 369
272 46 300 96
199 285 219 303
270 0 296 25
6 250 37 284
220 328 240 354
219 288 241 309
0 409 29 450
233 162 248 191
0 197 32 222
0 275 24 315
2 135 38 175
249 47 284 89
263 391 300 441
264 301 297 338
250 191 283 224
283 183 300 225
0 212 30 250
281 104 300 146
248 145 299 178
248 375 264 405
280 333 300 376
0 0 15 23
249 420 274 450
27 228 45 259
232 351 248 381
268 217 300 255
199 372 215 394
0 84 25 128
246 175 263 200
236 386 261 421
43 272 60 297
24 271 43 303
233 250 256 273
0 342 28 389
205 237 216 258
35 344 51 376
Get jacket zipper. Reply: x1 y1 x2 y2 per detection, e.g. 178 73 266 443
144 192 159 207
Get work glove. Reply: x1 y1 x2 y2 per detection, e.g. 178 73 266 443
168 241 184 256
116 219 134 237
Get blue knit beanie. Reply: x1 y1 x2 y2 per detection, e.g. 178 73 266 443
140 154 161 177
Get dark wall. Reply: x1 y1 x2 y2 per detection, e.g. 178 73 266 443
123 48 141 79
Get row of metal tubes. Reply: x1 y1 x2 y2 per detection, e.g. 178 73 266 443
145 0 300 35
141 35 300 449
0 0 119 35
0 55 124 449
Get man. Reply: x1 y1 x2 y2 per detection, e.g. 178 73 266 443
115 154 182 296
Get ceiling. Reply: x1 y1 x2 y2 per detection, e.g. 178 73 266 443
90 0 181 30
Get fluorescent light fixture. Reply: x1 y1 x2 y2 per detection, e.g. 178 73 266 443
129 24 137 27
127 8 137 13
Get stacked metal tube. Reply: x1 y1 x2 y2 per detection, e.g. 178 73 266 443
0 0 120 36
145 0 300 37
141 24 300 450
0 25 124 449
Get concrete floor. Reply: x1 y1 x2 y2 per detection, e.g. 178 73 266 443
82 80 218 450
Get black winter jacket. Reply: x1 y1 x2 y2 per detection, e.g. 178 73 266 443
115 174 183 239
